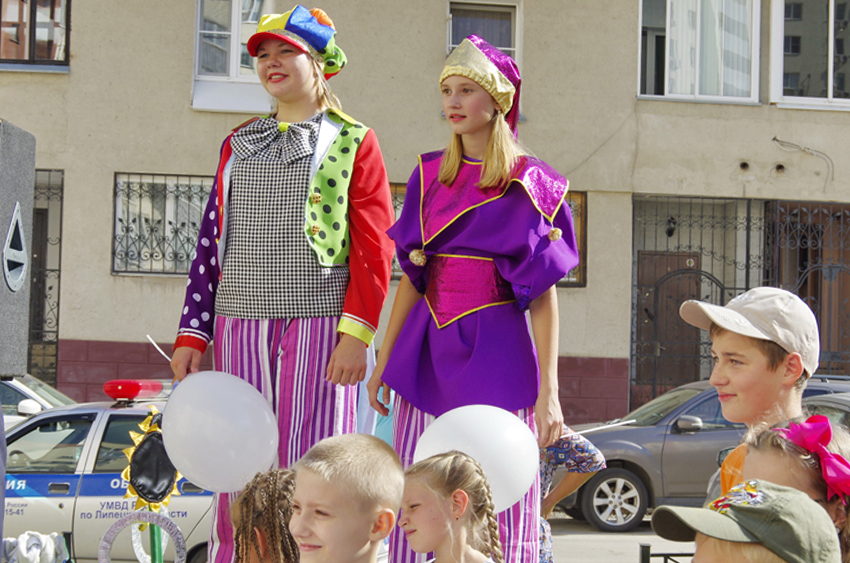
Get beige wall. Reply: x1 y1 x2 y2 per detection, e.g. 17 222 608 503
3 0 850 363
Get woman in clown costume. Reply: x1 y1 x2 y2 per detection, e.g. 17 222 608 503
368 35 579 563
171 6 394 563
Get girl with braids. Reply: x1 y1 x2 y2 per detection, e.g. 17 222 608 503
368 34 578 563
399 451 503 563
743 415 850 563
231 470 299 563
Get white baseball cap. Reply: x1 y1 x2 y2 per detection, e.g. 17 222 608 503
679 287 820 377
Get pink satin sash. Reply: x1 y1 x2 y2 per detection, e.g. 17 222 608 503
424 255 514 327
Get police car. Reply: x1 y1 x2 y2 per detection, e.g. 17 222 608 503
5 380 213 563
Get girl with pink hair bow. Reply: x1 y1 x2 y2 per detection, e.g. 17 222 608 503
744 415 850 562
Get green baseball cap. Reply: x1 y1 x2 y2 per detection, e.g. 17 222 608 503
651 480 840 563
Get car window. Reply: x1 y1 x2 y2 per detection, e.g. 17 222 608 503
625 387 704 426
0 383 29 416
7 417 93 473
683 396 743 430
802 388 830 398
806 404 850 428
19 375 76 408
94 415 147 473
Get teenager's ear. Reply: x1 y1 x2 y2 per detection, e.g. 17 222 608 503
450 489 470 520
782 352 804 385
369 509 396 541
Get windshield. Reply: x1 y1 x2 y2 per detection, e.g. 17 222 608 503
624 387 704 426
20 375 76 408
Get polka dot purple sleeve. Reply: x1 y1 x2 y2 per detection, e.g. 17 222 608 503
176 189 220 350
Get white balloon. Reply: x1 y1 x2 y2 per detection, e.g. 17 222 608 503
162 371 279 493
413 405 538 513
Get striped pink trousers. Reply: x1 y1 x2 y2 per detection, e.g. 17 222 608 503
389 396 540 563
208 315 357 563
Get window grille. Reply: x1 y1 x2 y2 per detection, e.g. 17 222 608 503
113 173 214 274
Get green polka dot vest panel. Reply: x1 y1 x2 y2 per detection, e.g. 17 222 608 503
304 112 367 266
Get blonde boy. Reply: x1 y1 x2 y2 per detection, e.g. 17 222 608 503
290 434 404 563
679 287 820 494
652 480 840 563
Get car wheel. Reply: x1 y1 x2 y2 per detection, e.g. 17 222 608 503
564 506 586 521
187 545 208 563
580 468 648 532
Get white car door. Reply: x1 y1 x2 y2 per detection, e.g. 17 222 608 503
5 413 96 540
73 412 214 562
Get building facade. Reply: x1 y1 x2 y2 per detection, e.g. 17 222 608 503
2 0 848 423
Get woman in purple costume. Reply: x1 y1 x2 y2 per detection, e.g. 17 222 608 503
368 35 579 563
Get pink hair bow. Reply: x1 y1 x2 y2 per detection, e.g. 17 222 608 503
775 415 850 503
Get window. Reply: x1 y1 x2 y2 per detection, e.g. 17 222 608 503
639 0 760 102
0 0 69 68
196 0 274 78
783 72 802 95
94 415 145 473
389 184 587 287
684 396 741 430
807 404 850 428
390 183 406 280
7 416 93 473
785 3 803 20
193 0 277 112
560 192 587 287
0 383 27 416
448 3 517 59
771 0 850 106
113 173 214 275
784 35 801 54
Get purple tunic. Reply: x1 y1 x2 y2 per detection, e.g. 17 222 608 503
382 151 579 416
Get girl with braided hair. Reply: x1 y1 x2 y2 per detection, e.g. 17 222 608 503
231 469 299 563
399 451 504 563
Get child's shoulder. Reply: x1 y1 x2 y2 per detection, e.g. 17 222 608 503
512 156 569 220
327 108 369 130
419 150 445 165
230 116 264 133
517 156 566 184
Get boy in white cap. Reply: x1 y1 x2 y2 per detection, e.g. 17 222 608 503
652 480 840 563
679 287 820 494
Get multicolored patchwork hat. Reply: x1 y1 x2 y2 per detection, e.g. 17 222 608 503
652 480 840 563
246 5 346 79
440 35 521 136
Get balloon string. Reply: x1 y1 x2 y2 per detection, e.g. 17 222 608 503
146 335 172 363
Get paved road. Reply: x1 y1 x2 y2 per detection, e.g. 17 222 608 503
550 515 693 562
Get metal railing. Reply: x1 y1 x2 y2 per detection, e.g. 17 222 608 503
638 544 693 563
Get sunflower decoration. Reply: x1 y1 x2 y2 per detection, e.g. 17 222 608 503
122 407 181 511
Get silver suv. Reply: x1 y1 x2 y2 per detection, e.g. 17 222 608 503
559 376 850 532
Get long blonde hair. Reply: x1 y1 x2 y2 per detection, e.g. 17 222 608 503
405 451 504 563
313 59 342 112
438 109 526 190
